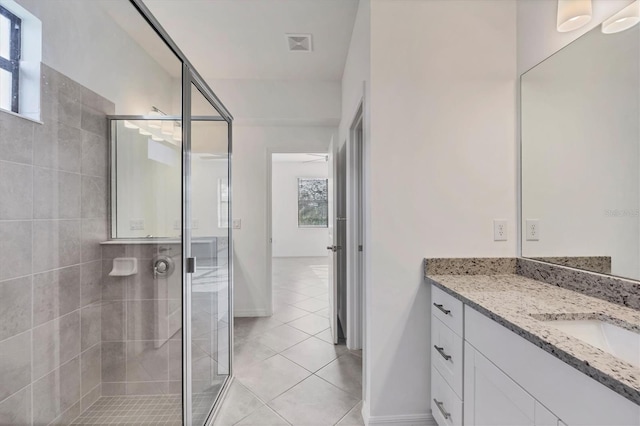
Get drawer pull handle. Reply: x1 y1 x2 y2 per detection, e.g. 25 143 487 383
433 398 451 419
433 303 451 315
434 345 452 361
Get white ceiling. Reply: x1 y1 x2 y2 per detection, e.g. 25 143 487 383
104 0 359 81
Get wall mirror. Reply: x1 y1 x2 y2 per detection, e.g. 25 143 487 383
521 8 640 281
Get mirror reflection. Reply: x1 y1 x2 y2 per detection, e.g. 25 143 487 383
521 15 640 280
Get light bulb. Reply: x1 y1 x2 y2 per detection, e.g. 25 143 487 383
557 0 592 32
602 1 640 34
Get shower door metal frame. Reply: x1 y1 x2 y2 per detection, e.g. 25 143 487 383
182 69 234 426
127 1 234 425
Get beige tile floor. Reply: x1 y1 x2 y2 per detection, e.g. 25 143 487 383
215 257 364 426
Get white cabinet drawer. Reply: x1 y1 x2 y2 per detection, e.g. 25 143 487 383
432 366 463 426
432 315 463 398
431 285 463 336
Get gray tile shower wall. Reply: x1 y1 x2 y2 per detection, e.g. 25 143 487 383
0 64 113 425
100 243 183 397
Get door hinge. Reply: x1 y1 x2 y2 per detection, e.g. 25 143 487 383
186 257 196 273
359 245 363 252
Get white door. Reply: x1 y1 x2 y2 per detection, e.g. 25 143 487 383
327 137 339 344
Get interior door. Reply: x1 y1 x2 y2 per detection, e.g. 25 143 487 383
327 137 339 344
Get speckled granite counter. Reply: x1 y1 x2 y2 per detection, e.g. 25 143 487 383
425 258 640 405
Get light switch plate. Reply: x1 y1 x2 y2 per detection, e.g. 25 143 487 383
232 219 241 229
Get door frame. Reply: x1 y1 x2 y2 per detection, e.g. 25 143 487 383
346 100 365 351
266 147 333 317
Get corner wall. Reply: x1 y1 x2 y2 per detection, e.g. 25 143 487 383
363 0 517 420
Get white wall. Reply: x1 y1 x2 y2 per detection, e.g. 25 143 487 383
358 0 517 421
521 25 640 279
232 126 334 316
272 160 329 257
339 0 370 145
204 78 339 316
15 0 178 114
206 79 341 126
339 0 371 409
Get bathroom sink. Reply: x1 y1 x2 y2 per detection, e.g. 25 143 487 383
542 319 640 368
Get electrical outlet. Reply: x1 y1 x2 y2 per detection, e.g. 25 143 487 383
493 220 508 241
129 219 145 231
526 219 540 241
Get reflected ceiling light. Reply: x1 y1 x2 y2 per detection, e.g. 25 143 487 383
124 120 138 130
557 0 592 32
139 128 152 136
161 120 174 136
151 134 163 142
602 1 640 34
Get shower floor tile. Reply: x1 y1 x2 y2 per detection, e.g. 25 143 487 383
71 392 220 425
71 394 182 425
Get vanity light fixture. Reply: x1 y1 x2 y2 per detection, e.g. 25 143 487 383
557 0 592 32
139 127 152 136
602 1 640 34
123 120 138 130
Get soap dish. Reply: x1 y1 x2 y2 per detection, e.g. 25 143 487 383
109 257 138 276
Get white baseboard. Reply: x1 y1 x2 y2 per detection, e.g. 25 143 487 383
234 309 271 317
362 402 436 426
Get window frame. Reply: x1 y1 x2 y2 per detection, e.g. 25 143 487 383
0 4 21 113
297 177 329 228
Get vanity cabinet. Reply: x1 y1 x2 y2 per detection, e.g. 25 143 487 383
430 286 464 426
430 284 639 426
464 343 559 426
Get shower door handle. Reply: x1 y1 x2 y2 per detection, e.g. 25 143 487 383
186 257 196 273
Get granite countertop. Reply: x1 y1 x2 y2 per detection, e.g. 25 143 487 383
426 272 640 405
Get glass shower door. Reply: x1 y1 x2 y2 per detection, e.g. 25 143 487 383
183 77 232 425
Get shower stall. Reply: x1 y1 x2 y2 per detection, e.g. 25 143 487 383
0 0 231 425
95 4 235 425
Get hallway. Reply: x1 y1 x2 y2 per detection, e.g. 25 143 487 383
215 257 363 425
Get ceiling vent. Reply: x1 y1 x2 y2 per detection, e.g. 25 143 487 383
286 34 312 52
